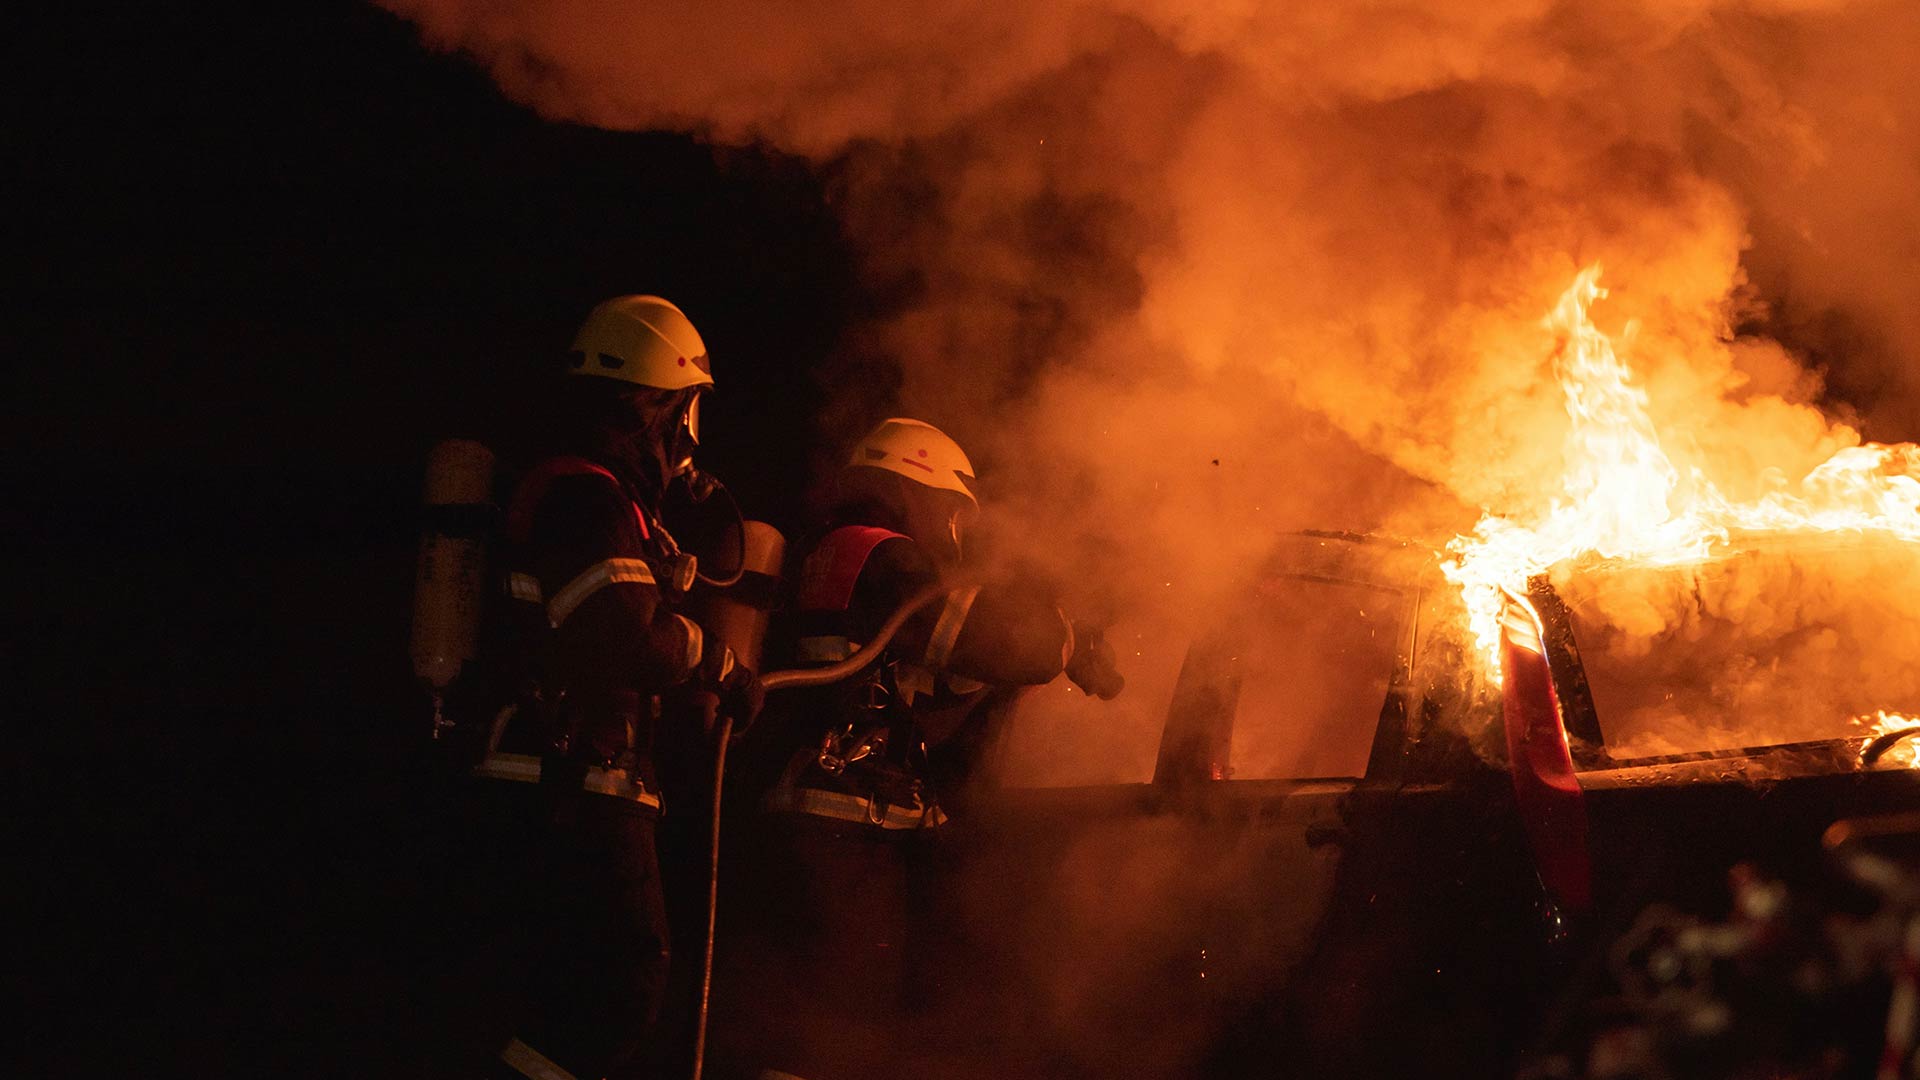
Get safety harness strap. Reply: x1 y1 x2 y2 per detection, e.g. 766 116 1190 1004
923 585 980 670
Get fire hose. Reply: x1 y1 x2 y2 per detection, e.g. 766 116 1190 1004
688 582 947 1080
758 583 948 692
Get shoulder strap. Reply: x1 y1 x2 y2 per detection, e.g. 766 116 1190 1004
505 455 650 546
796 525 910 613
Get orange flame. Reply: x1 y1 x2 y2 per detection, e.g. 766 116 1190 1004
1443 265 1920 683
1858 711 1920 769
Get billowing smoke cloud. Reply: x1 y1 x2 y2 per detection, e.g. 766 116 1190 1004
383 0 1920 797
384 0 1918 608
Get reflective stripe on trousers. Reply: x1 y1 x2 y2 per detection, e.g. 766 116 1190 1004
501 1037 579 1080
476 705 662 809
473 751 663 811
764 782 948 830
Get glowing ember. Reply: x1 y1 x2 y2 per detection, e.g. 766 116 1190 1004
1444 266 1920 682
1857 711 1920 769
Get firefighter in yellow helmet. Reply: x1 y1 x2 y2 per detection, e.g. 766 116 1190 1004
454 295 760 1080
773 418 1121 816
724 417 1121 1079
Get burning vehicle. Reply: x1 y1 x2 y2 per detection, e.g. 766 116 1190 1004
705 269 1920 1079
870 530 1920 1078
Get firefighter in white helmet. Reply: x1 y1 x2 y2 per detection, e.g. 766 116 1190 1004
452 295 760 1080
725 417 1122 1079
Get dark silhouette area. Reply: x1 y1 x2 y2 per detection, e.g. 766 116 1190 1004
13 4 852 1074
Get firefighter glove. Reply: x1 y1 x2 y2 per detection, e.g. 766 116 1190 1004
694 639 764 727
1065 622 1125 700
715 662 765 728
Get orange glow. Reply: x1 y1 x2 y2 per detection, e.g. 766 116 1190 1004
1858 711 1920 769
1443 266 1920 683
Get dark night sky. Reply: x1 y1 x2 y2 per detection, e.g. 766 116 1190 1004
14 4 858 1072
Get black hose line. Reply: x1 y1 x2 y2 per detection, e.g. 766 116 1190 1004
689 712 730 1080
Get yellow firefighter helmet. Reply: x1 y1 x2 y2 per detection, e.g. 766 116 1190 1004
847 418 977 508
568 295 714 391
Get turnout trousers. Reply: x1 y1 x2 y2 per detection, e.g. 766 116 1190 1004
708 811 953 1080
456 777 672 1080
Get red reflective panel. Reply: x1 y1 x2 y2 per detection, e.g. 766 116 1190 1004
1501 595 1593 914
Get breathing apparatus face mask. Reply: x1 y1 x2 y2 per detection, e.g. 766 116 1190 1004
904 485 975 565
668 390 702 479
947 506 974 557
951 474 980 556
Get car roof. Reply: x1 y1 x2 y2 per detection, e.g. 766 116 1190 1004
1261 530 1443 593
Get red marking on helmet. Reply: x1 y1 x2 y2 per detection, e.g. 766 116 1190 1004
917 448 929 457
899 457 935 473
677 356 688 367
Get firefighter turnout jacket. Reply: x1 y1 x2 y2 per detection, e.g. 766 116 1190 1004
765 524 1081 830
480 455 715 807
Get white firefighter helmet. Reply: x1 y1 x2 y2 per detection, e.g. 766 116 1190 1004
569 295 714 391
847 418 977 508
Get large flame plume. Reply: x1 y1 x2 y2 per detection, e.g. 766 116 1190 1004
1445 266 1920 680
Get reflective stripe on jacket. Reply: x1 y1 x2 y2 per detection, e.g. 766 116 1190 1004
494 454 703 766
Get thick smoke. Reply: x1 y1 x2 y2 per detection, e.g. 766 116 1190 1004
385 0 1918 615
387 0 1920 800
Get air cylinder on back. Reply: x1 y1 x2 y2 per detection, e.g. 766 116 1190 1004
410 439 495 735
694 520 786 676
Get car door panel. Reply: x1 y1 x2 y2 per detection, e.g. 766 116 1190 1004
929 784 1352 1079
921 544 1422 1076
